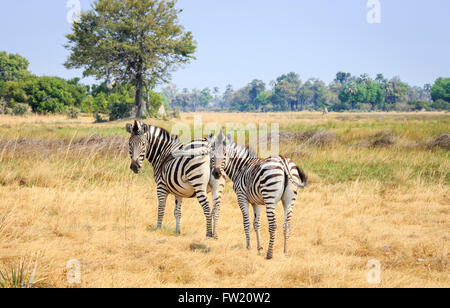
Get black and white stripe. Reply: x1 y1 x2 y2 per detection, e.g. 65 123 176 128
212 132 308 259
126 121 225 238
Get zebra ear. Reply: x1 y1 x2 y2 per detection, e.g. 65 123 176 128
226 134 233 143
126 123 133 134
142 123 149 133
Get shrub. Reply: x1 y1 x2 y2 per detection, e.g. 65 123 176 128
12 103 29 115
171 108 180 119
67 106 80 119
431 133 450 150
94 113 107 123
147 91 163 117
109 101 133 121
308 130 337 147
408 100 430 111
430 99 450 111
371 131 397 148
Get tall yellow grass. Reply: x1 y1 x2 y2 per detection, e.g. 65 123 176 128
0 112 448 288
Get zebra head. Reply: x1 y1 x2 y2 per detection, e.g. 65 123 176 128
208 130 229 179
126 120 149 174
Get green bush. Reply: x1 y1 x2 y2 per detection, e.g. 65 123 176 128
0 98 11 114
12 103 28 115
109 101 133 121
147 91 163 117
408 100 430 111
94 113 107 123
67 106 80 119
430 99 450 111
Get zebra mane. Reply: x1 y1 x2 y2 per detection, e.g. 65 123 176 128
228 140 258 159
151 125 180 142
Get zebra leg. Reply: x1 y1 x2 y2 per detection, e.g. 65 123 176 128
195 189 214 238
237 196 251 249
210 176 225 239
265 203 278 260
174 197 183 235
156 188 168 230
253 204 263 253
282 188 297 255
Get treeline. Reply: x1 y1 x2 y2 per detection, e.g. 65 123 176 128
162 72 450 112
0 51 163 120
1 51 449 119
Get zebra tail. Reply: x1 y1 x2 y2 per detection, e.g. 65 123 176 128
285 165 308 189
294 166 308 188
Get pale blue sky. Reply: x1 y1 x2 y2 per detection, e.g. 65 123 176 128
0 0 449 91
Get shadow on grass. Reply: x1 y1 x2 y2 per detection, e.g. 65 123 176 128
146 224 179 237
189 242 211 254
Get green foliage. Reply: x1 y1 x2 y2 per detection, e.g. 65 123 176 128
430 99 450 111
109 101 133 121
431 78 450 103
147 91 163 116
0 51 30 82
2 76 87 114
12 103 29 115
199 88 213 110
67 106 80 119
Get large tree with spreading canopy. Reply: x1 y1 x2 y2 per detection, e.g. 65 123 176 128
64 0 196 118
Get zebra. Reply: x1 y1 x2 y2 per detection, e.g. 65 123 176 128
126 121 225 238
209 131 308 259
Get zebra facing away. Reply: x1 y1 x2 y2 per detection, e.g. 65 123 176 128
126 121 225 238
209 131 308 259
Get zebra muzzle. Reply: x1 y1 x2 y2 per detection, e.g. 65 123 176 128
130 160 141 174
212 168 222 180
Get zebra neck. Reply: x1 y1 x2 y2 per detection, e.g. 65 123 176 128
146 133 181 171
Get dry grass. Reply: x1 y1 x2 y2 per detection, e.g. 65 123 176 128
0 112 448 288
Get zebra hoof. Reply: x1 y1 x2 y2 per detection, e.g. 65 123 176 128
266 254 273 260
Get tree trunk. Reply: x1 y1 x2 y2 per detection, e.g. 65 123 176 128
134 73 147 118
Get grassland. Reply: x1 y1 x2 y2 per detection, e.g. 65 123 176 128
0 112 448 288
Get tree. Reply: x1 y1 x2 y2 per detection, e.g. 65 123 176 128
308 78 328 109
0 51 30 82
254 91 271 112
231 87 251 111
272 72 301 111
335 72 351 85
248 79 266 107
199 88 213 109
431 78 450 103
298 81 314 110
161 83 178 108
5 76 85 114
64 0 196 118
221 84 234 109
385 77 408 107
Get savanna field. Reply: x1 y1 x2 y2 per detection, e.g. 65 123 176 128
0 112 448 288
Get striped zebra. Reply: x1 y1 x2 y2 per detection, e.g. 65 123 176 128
210 131 308 259
126 121 225 238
